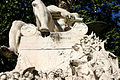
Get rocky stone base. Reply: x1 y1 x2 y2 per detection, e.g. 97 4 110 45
12 32 120 80
0 32 120 80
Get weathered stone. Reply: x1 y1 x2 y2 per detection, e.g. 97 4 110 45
1 0 119 80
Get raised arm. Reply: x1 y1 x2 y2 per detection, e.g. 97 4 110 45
47 5 83 22
47 5 71 18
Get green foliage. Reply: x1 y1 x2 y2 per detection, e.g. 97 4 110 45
72 0 120 26
105 28 120 55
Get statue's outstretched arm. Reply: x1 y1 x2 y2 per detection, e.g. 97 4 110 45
47 5 83 22
47 5 71 18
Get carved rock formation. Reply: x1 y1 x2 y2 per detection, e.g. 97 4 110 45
0 32 120 80
13 25 120 80
0 0 119 80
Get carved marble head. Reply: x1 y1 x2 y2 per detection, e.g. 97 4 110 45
55 0 72 11
0 73 7 80
48 71 55 79
12 72 20 79
95 67 105 78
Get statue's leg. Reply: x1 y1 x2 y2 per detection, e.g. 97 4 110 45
32 0 55 36
9 20 26 55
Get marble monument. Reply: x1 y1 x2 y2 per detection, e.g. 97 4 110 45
0 0 119 80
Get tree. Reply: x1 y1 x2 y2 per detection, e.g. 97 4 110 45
72 0 120 25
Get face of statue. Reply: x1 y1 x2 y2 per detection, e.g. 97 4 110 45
59 1 67 8
38 71 43 78
24 71 29 77
35 75 40 79
28 73 33 79
56 69 62 74
13 72 20 79
58 0 71 11
95 68 104 78
48 72 54 79
0 74 7 80
43 73 47 78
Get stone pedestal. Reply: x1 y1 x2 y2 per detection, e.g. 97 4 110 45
14 26 119 80
16 30 84 71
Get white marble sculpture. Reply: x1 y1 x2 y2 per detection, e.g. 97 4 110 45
8 0 88 55
9 21 26 55
3 0 120 80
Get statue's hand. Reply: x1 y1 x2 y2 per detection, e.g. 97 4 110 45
61 12 75 20
66 14 75 20
63 13 76 25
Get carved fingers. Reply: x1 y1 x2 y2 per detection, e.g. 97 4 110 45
61 12 75 20
66 14 75 20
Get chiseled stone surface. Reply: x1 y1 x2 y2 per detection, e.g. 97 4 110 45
14 29 120 80
3 0 119 80
16 26 85 71
18 30 84 50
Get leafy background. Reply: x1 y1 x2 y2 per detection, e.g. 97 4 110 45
0 0 120 72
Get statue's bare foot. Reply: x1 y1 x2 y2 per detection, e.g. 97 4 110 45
64 27 71 31
40 28 50 37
